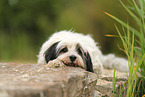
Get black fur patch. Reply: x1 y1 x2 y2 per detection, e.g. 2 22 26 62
44 42 59 63
84 52 94 72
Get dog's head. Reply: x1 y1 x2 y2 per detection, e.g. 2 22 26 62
43 40 94 72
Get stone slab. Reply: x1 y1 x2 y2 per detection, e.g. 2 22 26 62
0 63 98 97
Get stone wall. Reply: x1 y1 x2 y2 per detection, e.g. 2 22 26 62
0 63 128 97
0 63 98 97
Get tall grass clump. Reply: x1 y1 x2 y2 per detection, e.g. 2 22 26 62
105 0 145 96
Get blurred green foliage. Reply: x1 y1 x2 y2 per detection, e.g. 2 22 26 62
0 0 138 63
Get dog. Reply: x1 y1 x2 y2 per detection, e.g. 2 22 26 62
37 30 129 75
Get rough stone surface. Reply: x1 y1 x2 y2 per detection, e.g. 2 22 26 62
0 62 98 97
0 61 128 97
95 69 128 97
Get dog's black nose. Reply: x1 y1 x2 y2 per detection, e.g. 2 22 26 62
69 55 77 62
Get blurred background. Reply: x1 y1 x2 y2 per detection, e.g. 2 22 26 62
0 0 138 63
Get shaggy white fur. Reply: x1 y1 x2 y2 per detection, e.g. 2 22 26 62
38 30 129 74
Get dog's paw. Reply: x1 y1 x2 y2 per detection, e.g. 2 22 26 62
37 59 66 72
48 59 66 68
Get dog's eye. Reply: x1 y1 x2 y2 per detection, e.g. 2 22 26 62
77 48 82 54
60 48 68 53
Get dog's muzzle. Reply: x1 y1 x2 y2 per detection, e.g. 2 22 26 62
63 55 78 67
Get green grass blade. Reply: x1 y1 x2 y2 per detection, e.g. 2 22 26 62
137 54 145 70
127 30 135 97
127 0 134 7
131 30 134 61
120 0 142 25
113 67 116 97
127 22 130 50
132 0 141 16
119 81 127 97
139 0 144 20
133 47 141 57
115 25 128 56
106 0 145 95
105 12 141 37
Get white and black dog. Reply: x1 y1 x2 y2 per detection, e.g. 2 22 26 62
38 30 129 74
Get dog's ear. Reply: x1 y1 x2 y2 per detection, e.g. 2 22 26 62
83 52 94 72
44 42 59 63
